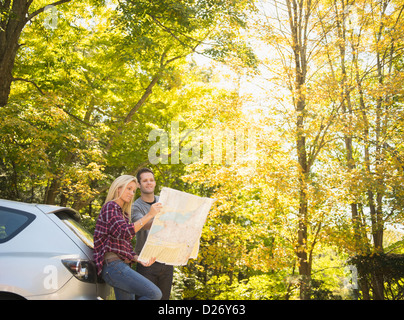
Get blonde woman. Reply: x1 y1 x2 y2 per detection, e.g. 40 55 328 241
93 175 162 300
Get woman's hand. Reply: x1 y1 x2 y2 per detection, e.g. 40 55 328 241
148 202 163 218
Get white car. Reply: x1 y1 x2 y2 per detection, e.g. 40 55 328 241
0 199 110 299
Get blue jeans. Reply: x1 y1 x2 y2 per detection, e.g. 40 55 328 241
101 260 162 300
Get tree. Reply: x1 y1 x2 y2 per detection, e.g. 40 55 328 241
345 0 404 299
314 0 404 299
255 0 340 299
0 0 73 108
73 0 257 209
1 0 256 211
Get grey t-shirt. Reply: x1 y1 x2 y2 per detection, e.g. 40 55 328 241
131 195 159 255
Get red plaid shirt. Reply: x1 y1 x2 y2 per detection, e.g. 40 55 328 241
93 201 136 275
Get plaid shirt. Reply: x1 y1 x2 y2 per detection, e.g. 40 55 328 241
93 201 136 275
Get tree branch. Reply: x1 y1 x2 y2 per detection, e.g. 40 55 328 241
27 0 72 22
12 77 44 95
148 13 199 52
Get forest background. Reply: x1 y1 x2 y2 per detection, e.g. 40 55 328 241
1 0 404 300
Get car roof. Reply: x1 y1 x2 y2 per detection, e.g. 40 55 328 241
0 199 80 221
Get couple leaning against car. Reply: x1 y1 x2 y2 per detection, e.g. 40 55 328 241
93 169 172 300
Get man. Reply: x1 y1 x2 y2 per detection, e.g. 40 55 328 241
131 168 174 300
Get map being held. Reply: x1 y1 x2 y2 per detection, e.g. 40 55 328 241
138 187 216 266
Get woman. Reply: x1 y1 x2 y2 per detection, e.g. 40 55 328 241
93 175 162 300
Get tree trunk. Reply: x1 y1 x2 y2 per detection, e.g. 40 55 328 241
285 0 312 300
334 0 369 254
0 52 17 108
0 1 29 107
44 178 61 205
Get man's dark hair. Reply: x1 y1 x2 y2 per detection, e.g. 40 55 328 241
136 167 155 184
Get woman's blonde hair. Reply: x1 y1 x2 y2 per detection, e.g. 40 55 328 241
105 175 137 220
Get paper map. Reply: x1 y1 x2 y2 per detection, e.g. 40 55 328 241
138 187 215 266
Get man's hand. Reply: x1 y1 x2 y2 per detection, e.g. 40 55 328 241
138 257 156 267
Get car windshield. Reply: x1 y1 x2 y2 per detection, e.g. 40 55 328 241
56 212 94 249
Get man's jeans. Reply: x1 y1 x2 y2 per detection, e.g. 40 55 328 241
101 260 162 300
136 262 173 300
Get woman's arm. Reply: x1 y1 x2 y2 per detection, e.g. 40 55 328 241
132 202 162 233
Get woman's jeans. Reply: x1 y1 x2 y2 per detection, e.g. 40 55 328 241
101 260 162 300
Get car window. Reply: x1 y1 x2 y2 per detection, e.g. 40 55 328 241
55 212 94 249
0 207 36 243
